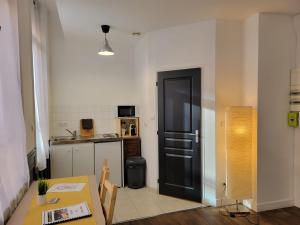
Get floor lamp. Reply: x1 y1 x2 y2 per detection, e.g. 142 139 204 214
225 106 254 215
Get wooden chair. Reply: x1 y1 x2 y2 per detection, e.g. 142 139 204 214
100 179 118 225
98 159 110 200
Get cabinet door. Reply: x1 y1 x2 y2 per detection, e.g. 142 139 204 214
50 145 73 178
95 142 122 186
123 138 141 184
73 143 94 176
124 138 141 158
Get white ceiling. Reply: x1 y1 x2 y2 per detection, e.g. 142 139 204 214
46 0 300 36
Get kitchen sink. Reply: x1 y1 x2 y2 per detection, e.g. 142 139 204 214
50 133 120 145
102 133 118 138
52 136 76 141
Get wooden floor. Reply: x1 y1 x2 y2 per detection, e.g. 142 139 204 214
117 206 300 225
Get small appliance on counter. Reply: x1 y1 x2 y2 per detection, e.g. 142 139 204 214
118 105 135 117
80 119 94 137
129 124 136 136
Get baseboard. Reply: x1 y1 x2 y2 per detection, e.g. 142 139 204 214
243 199 257 212
257 198 294 212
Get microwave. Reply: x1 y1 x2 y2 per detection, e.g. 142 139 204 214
118 106 135 117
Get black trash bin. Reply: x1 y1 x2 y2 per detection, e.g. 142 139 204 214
126 157 146 189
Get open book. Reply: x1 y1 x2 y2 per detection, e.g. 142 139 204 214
42 202 92 225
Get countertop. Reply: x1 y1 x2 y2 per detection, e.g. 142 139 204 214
50 133 122 145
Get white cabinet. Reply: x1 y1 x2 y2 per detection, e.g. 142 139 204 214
50 143 94 178
50 145 73 178
73 143 94 176
95 141 122 187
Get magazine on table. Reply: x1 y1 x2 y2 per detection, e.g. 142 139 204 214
47 183 86 193
42 202 92 225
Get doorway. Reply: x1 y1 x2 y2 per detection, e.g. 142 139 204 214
157 68 202 202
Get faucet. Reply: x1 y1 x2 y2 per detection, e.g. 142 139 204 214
65 129 77 138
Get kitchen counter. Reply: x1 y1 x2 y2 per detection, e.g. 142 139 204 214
50 133 122 145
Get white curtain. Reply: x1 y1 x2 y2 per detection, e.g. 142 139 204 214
32 1 49 171
0 0 30 224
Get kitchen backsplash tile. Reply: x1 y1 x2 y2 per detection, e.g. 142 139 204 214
50 104 138 136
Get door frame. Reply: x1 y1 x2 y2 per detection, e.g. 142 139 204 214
155 64 205 201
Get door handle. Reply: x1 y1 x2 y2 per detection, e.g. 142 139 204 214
189 130 199 143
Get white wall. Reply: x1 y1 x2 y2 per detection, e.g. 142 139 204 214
241 14 259 211
240 13 299 211
134 20 253 207
242 15 259 107
48 6 138 136
134 21 217 205
238 13 299 211
257 13 296 211
295 15 300 67
293 14 300 208
215 20 243 204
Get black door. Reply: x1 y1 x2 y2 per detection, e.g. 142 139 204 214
158 68 201 202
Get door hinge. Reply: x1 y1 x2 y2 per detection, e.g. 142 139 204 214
157 178 160 183
156 82 158 86
157 130 158 135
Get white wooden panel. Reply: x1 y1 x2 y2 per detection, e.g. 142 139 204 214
73 143 95 176
50 145 73 178
95 141 122 187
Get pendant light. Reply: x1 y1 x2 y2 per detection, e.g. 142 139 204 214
98 25 114 56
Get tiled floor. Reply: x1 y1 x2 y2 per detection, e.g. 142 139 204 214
112 187 204 224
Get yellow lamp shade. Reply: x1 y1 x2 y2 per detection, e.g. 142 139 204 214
226 106 254 200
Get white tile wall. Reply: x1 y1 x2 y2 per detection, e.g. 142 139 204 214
50 105 139 136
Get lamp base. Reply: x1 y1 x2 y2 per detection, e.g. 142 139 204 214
225 204 251 216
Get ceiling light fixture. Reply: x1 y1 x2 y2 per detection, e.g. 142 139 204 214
98 25 114 56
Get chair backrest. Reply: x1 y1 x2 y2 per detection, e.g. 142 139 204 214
100 180 118 225
99 159 110 200
99 159 108 181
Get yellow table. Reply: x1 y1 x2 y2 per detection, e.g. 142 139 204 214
7 176 105 225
